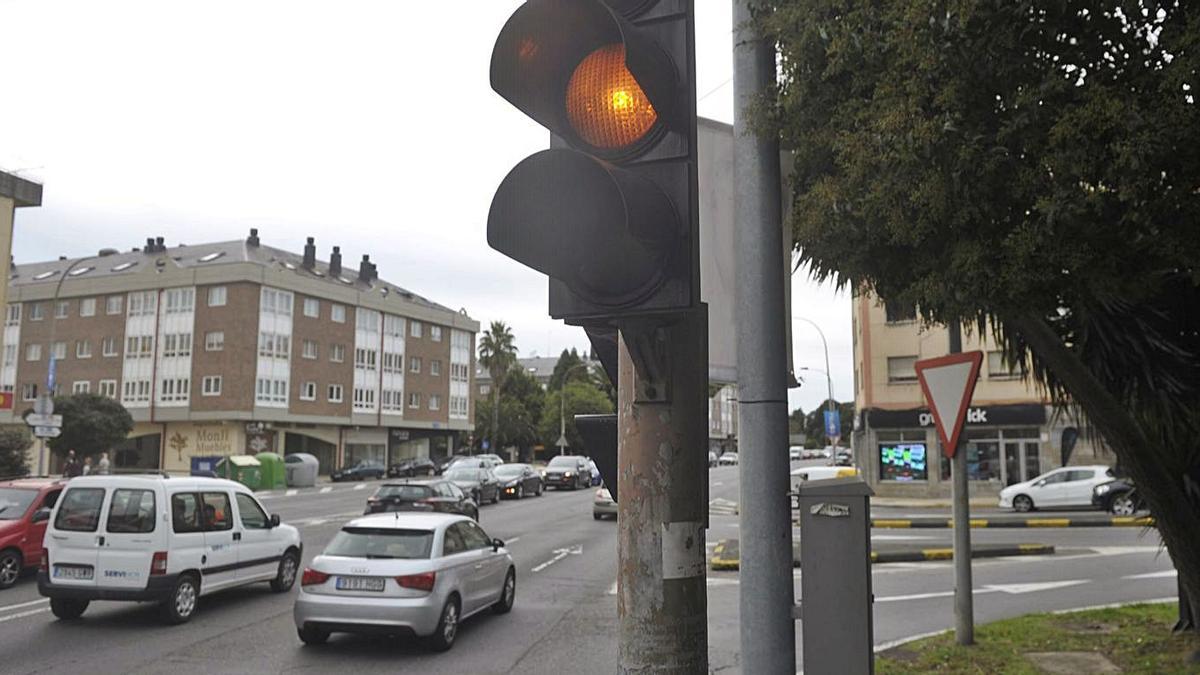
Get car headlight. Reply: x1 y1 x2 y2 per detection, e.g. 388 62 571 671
564 472 573 478
1094 483 1112 495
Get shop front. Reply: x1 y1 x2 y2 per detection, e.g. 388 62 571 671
160 422 244 474
387 429 452 465
343 428 388 469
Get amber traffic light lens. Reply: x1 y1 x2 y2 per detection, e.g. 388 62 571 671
566 44 658 150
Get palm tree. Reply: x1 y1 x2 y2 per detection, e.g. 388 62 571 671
477 321 517 455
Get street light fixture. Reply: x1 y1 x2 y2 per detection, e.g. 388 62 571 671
793 317 836 439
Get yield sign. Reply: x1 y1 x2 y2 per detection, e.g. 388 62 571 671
915 351 984 458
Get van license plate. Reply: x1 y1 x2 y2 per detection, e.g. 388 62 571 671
336 576 385 592
53 565 94 580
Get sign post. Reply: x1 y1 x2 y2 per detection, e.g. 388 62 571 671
915 343 983 646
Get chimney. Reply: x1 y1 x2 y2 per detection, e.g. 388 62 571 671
98 248 119 257
155 236 165 251
247 228 260 247
302 237 316 269
146 237 155 253
329 246 342 277
358 254 377 283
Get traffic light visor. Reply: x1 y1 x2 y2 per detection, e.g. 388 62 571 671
567 44 658 150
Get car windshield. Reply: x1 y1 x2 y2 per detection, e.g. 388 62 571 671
375 485 432 501
446 469 485 481
493 465 525 478
0 488 37 520
324 527 434 559
547 456 581 468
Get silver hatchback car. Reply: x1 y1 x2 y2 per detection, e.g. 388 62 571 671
293 513 515 651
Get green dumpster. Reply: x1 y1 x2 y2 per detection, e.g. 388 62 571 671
255 452 286 490
216 455 262 490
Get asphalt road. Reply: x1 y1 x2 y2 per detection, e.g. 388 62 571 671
0 463 1179 674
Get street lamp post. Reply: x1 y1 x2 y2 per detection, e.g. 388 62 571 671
557 362 592 456
38 256 93 474
793 317 836 442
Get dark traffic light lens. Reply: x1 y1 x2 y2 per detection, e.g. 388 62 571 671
566 44 658 150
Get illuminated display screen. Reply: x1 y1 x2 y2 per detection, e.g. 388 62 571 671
879 443 928 481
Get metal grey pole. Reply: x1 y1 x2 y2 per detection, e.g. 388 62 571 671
796 317 836 440
948 322 974 645
734 1 796 671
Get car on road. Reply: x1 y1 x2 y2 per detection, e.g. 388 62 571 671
437 454 472 474
387 458 437 478
294 512 515 651
593 487 616 520
492 464 543 499
364 480 479 521
789 446 802 461
542 455 593 490
800 448 823 460
39 475 301 624
834 449 853 466
444 467 501 506
718 452 739 466
331 460 386 482
1093 478 1143 515
998 465 1116 512
476 454 505 466
0 478 65 590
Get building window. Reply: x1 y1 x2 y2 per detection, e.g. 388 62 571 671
331 303 346 323
410 321 423 338
355 348 377 370
479 384 491 396
383 352 404 373
987 350 1021 379
430 326 442 342
328 384 344 403
122 378 151 403
126 336 154 359
2 344 15 367
79 298 96 317
409 356 422 374
5 304 20 326
255 377 287 404
303 298 319 318
353 387 376 410
208 286 227 307
383 315 405 337
430 360 441 377
160 377 190 403
51 342 67 360
258 332 290 359
202 376 222 396
884 303 917 323
102 337 119 357
106 296 123 315
128 291 157 317
205 331 224 352
22 383 37 401
162 333 193 358
28 303 44 321
55 301 69 319
260 288 293 316
382 389 404 412
300 381 317 401
98 380 117 398
887 356 918 383
164 288 195 314
429 394 441 411
24 344 41 362
408 392 421 409
72 381 90 394
356 308 380 332
330 344 346 363
76 341 93 359
302 339 318 360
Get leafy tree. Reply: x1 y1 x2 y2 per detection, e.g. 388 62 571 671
477 321 517 454
474 365 546 459
0 427 31 477
548 348 590 391
802 400 855 448
759 0 1200 625
47 393 134 459
788 407 806 436
539 381 615 455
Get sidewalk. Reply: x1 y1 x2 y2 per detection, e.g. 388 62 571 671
872 496 997 509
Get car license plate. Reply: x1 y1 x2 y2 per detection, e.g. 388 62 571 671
336 576 385 592
53 564 94 580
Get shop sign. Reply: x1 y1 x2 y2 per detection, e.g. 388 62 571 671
867 404 1045 429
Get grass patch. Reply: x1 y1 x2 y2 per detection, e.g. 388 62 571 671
876 603 1200 674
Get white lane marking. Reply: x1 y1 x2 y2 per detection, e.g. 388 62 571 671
291 511 362 527
354 484 367 490
286 489 298 496
1090 546 1163 556
0 607 49 624
984 580 1088 594
531 545 583 573
307 519 328 526
506 537 520 545
877 590 974 603
258 495 274 500
320 487 333 494
0 598 49 613
1123 569 1176 580
713 482 723 486
870 535 939 541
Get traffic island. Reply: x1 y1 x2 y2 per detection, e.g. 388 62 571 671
870 515 1155 529
875 602 1200 674
708 539 1054 570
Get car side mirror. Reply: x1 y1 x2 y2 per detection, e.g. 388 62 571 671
1034 480 1046 487
492 537 504 552
33 508 51 524
269 513 281 528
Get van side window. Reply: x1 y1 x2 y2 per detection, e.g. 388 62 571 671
54 488 106 532
107 489 156 533
172 493 203 533
235 493 269 529
201 492 232 531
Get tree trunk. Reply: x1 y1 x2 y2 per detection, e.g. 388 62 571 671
490 386 500 456
1009 314 1200 628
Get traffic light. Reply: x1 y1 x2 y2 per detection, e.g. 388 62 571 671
488 0 697 323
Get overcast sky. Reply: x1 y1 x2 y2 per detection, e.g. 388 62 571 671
0 0 851 415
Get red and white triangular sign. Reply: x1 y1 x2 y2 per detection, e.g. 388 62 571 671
915 351 984 458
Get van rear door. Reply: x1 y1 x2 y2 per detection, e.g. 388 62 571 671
98 488 159 589
46 487 107 589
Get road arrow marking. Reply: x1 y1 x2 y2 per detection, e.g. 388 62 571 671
1123 569 1176 580
286 489 297 496
320 487 333 494
354 484 367 490
982 580 1088 594
531 545 583 573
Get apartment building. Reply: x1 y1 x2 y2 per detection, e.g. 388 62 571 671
851 292 1104 498
0 172 40 415
2 229 477 475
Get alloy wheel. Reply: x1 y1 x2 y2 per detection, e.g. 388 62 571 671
175 580 197 618
0 554 19 588
442 602 459 644
1112 495 1137 516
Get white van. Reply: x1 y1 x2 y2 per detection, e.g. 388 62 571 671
39 475 302 624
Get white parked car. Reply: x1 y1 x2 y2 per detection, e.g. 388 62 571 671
998 465 1116 512
39 475 301 624
718 452 739 466
294 512 515 651
788 446 803 461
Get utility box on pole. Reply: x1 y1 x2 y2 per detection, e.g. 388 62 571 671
796 477 875 675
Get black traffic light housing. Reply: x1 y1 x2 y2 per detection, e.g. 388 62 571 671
487 0 698 324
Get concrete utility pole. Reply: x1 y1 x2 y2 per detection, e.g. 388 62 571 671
948 322 975 645
733 0 797 671
616 311 709 673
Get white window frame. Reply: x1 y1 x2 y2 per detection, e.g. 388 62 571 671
429 394 441 411
29 303 44 321
98 379 117 398
79 298 96 317
328 384 344 403
105 296 123 315
302 339 318 360
51 342 67 360
300 381 317 401
331 304 346 323
55 300 69 319
165 288 195 314
430 325 442 342
76 341 93 359
330 344 345 363
303 298 319 318
430 360 441 377
102 337 119 357
5 304 20 326
72 381 90 394
408 392 421 409
25 344 41 362
409 356 421 374
208 286 227 307
202 376 222 396
410 321 423 338
205 331 225 352
22 383 37 401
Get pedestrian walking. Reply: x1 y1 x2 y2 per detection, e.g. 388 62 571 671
82 457 93 476
62 449 82 478
97 452 111 475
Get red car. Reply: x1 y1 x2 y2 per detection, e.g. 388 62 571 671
0 478 66 590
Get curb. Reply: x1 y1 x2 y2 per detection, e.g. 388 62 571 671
870 516 1154 529
710 539 741 571
708 539 1054 570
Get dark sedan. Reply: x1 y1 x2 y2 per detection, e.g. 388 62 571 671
542 455 593 490
387 458 437 478
443 467 501 505
363 479 479 520
1093 478 1143 515
493 463 543 499
331 460 386 482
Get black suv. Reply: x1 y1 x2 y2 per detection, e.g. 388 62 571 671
542 455 594 490
331 460 386 482
364 479 480 521
387 458 437 478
